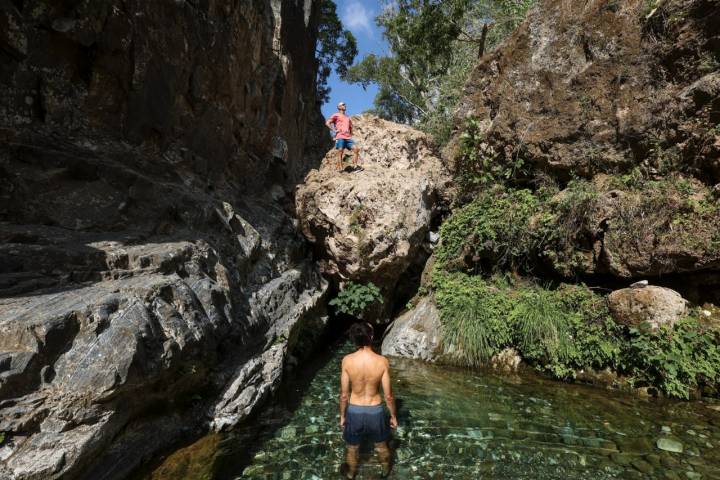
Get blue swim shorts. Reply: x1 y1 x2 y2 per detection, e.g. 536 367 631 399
335 138 355 150
343 404 390 445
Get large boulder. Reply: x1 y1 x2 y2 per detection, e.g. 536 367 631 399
608 285 688 331
381 297 443 362
295 115 451 295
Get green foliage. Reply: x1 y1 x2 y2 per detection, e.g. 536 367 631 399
623 318 720 399
435 186 544 273
0 432 4 444
348 204 365 236
316 0 358 103
455 118 526 191
433 271 514 365
329 282 383 318
511 288 574 375
346 0 535 144
432 271 620 377
430 266 720 398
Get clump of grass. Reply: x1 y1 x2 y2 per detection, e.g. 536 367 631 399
511 288 572 365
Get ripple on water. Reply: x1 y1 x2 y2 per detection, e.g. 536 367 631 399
139 341 720 480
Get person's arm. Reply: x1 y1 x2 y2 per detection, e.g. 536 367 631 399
326 114 337 133
381 357 398 428
340 357 350 428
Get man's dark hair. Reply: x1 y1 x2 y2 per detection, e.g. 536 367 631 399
349 322 373 347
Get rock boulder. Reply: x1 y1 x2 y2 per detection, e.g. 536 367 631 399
381 297 444 362
608 285 688 331
295 115 451 299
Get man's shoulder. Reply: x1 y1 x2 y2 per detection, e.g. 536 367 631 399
373 351 390 366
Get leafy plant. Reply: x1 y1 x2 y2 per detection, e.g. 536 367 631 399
456 117 526 192
329 282 383 318
433 271 513 366
623 318 720 399
511 289 573 370
435 186 542 273
348 204 365 236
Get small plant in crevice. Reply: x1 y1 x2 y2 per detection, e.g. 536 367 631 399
455 117 526 194
329 281 383 318
348 203 365 236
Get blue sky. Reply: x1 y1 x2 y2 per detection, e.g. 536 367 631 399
320 0 389 120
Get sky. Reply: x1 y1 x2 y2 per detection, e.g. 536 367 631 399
320 0 389 120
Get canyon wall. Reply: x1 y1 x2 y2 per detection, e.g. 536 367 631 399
0 1 330 479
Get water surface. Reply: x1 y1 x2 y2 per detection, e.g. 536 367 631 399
141 341 720 479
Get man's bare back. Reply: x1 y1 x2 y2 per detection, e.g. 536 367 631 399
342 348 390 406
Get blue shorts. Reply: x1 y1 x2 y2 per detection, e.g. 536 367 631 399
335 138 355 150
343 404 390 445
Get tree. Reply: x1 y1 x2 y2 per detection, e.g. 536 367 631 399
316 0 358 103
346 0 535 144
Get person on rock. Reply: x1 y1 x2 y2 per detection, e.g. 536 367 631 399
339 322 397 478
326 101 361 172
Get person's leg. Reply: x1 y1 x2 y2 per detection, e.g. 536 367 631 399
345 444 360 479
352 144 360 167
337 147 344 171
375 441 392 477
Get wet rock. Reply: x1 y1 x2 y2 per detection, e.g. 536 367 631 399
296 115 451 296
608 286 688 331
657 437 685 453
490 348 522 373
381 297 443 362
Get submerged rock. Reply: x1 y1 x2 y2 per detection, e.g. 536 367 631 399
608 285 688 330
657 437 684 453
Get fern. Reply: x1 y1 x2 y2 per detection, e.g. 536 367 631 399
329 282 383 318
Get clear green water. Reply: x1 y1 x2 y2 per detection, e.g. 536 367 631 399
142 341 720 480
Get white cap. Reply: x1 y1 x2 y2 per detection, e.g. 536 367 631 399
337 102 346 108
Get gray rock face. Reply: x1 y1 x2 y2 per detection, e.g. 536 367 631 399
381 297 444 362
608 285 688 331
0 1 330 479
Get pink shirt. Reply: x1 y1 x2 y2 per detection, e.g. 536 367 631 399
328 113 353 140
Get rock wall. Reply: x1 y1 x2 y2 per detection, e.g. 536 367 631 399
450 0 720 183
0 1 330 479
443 0 720 291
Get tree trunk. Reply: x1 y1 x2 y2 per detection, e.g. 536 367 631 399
478 23 489 58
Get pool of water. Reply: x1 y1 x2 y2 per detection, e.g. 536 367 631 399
140 341 720 479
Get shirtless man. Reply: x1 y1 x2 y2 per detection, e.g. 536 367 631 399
340 322 397 479
326 101 361 171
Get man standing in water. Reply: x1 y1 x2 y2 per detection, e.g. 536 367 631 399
326 101 361 172
340 322 397 478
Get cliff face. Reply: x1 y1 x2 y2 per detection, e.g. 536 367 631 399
445 0 720 294
0 0 321 189
452 0 720 183
0 1 330 479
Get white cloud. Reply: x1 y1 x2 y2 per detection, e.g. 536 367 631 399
342 1 374 38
